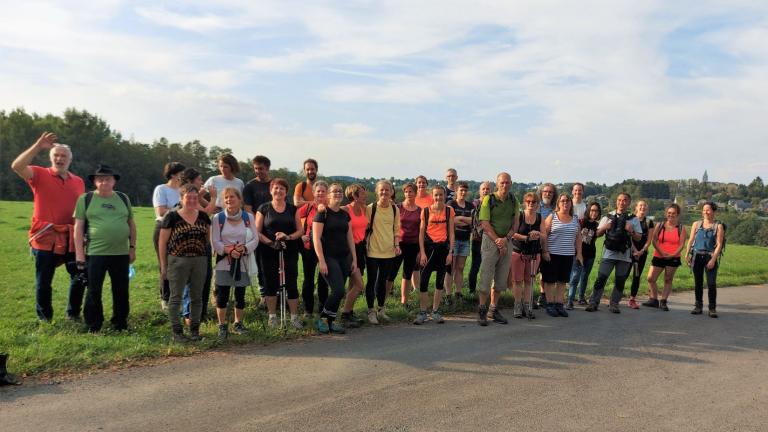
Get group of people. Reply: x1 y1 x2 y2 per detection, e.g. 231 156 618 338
12 132 727 342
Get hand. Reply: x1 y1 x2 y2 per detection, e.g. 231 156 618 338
625 222 634 233
301 234 310 243
706 258 716 270
317 203 327 213
35 132 57 150
686 255 692 266
129 249 136 264
445 253 453 266
76 260 87 271
494 237 506 249
528 231 540 240
318 261 328 276
576 254 583 266
208 185 217 198
633 250 642 259
420 252 427 267
542 252 551 262
224 245 234 254
231 250 241 259
275 232 287 241
160 265 167 279
394 245 401 256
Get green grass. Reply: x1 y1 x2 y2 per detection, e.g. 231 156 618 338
1 200 767 377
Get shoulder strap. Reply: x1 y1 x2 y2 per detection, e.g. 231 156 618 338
217 211 226 236
115 191 130 210
84 191 95 218
241 210 250 227
422 206 429 224
300 180 307 197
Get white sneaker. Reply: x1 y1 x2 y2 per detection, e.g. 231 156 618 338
267 315 278 328
377 308 390 321
367 310 379 325
160 300 168 311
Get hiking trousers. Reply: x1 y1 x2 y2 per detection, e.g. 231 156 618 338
589 258 631 306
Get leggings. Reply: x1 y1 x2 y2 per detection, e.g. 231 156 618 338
300 247 329 315
387 242 419 281
630 252 648 297
692 253 718 309
420 242 449 293
365 257 392 309
319 254 352 320
215 285 245 309
468 239 482 292
259 246 299 299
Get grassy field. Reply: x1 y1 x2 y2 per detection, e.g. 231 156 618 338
2 200 768 377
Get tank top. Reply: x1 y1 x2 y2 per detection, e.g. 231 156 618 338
653 223 683 258
511 211 541 253
423 205 454 244
346 204 368 245
693 221 718 253
398 203 421 244
547 212 579 256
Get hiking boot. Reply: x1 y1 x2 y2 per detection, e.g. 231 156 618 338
340 313 361 329
232 322 247 335
523 303 535 319
545 303 558 317
188 326 203 342
316 318 330 334
691 303 703 315
577 297 588 306
628 297 640 309
65 314 82 322
490 307 508 324
217 324 228 341
367 309 379 325
290 316 304 329
556 303 569 317
565 301 575 311
329 321 346 334
585 303 598 312
513 301 524 319
642 298 659 308
431 310 445 324
608 303 621 314
377 308 390 322
478 305 489 326
660 299 670 311
708 309 718 318
172 332 189 343
267 315 278 328
413 311 428 325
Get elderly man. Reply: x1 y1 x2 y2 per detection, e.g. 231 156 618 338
477 172 519 326
11 132 86 322
74 165 136 332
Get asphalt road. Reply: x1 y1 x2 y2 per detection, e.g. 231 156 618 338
2 285 767 432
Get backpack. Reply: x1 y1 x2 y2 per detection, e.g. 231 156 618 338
487 192 518 212
604 212 635 253
83 191 130 248
422 205 451 244
215 210 251 263
300 202 317 250
365 202 397 243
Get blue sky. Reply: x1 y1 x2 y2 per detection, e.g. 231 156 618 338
1 1 766 184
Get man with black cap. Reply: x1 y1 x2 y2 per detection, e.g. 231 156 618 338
74 164 136 332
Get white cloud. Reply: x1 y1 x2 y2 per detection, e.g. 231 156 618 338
332 123 374 137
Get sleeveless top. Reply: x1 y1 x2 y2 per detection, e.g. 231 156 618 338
547 212 579 256
346 204 368 245
511 212 541 253
653 223 683 258
693 222 718 253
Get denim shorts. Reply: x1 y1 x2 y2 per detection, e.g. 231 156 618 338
453 239 470 257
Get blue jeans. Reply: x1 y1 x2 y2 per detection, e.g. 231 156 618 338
567 256 595 302
32 248 85 321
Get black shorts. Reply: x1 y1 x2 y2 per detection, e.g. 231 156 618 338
354 241 367 276
651 256 682 268
540 254 574 284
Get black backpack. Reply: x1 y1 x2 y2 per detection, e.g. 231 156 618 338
604 212 635 253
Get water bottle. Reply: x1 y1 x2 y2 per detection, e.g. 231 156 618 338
128 264 136 279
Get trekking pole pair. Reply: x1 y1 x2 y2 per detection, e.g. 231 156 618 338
522 253 538 320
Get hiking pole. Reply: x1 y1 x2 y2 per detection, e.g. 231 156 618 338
524 253 537 320
278 243 287 330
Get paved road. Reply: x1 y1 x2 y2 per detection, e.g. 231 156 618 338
2 285 767 431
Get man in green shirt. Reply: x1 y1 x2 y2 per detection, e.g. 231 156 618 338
74 165 137 332
477 172 519 326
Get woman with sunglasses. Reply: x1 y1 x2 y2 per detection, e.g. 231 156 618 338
508 192 542 318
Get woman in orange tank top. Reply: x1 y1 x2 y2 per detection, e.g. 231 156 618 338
646 203 688 311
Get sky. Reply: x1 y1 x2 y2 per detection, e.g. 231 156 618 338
1 0 766 184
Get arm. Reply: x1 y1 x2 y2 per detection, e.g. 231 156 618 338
393 207 401 255
686 222 698 265
128 218 137 264
347 225 357 273
419 211 427 266
650 224 662 256
673 226 687 257
312 221 327 275
74 218 86 263
708 224 725 269
212 216 226 255
505 210 520 241
447 212 455 265
575 226 583 265
540 214 553 261
158 228 171 278
12 132 56 180
245 214 259 253
255 211 272 246
293 183 306 208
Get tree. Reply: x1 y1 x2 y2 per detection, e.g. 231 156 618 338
748 176 765 199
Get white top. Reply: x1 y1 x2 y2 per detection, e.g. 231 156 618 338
152 184 180 221
573 201 587 220
204 175 244 208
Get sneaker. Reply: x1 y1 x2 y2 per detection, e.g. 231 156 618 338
188 331 203 342
377 308 390 322
556 303 569 317
513 302 524 319
65 314 82 322
565 301 574 311
577 297 588 306
642 298 659 308
691 304 703 315
628 297 640 309
290 316 304 329
708 309 718 318
545 304 558 317
608 303 620 314
217 324 228 341
368 310 379 325
160 300 168 311
413 311 428 325
267 315 278 328
537 294 547 309
349 311 365 324
478 305 489 326
660 299 670 312
340 313 361 329
172 332 189 343
490 307 508 324
232 322 247 335
523 303 535 319
431 310 445 324
316 318 330 334
585 303 598 312
329 321 346 334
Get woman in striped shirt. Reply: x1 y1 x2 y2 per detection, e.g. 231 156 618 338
540 193 583 318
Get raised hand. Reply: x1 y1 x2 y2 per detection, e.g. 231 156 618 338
35 132 58 150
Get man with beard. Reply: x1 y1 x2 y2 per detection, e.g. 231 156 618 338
293 158 318 207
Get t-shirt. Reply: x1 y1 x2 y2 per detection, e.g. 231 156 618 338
74 192 133 256
160 210 211 257
152 184 180 221
242 179 272 212
478 192 519 237
539 204 554 220
366 203 400 259
632 218 655 251
422 205 455 243
445 186 456 202
203 175 244 208
415 194 434 209
314 207 351 258
448 200 475 242
599 211 643 262
573 201 587 220
346 204 368 244
27 166 85 228
398 204 421 244
257 202 299 253
293 181 314 204
580 219 599 259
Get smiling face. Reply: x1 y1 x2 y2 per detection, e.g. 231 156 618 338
223 190 241 212
457 185 468 201
635 200 648 218
572 184 584 201
416 177 428 193
271 184 287 202
431 187 445 205
479 182 491 198
304 162 317 181
665 206 679 224
314 185 328 204
218 160 232 178
588 204 600 221
496 173 511 196
328 185 343 206
49 145 72 173
616 194 630 213
181 189 199 209
540 186 555 205
376 182 392 203
702 203 715 219
403 185 415 202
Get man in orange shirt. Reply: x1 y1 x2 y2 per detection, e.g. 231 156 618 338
12 132 86 322
293 158 318 207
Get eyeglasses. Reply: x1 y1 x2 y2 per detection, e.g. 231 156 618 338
525 200 537 204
